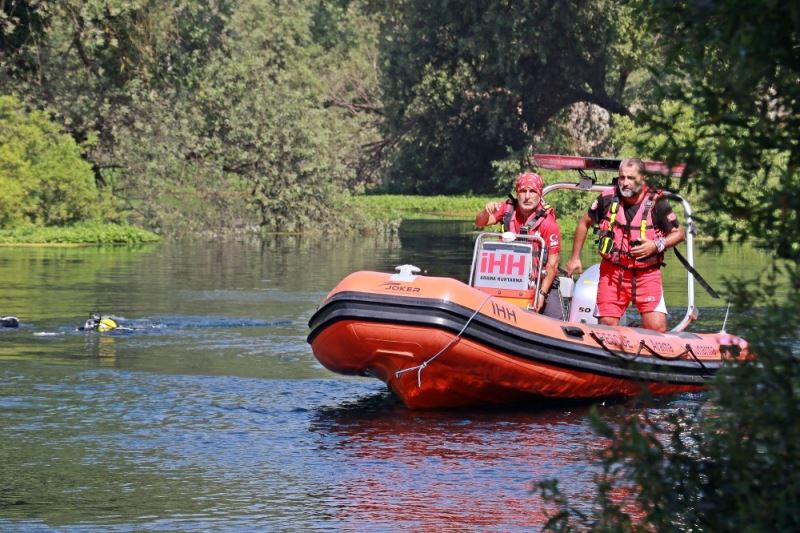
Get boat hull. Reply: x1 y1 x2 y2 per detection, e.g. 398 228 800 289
308 271 748 409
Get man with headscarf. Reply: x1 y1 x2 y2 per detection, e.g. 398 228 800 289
475 172 562 318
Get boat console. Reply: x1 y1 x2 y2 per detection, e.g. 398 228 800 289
468 230 604 324
468 231 546 312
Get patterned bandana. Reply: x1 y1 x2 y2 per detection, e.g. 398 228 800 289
515 172 543 195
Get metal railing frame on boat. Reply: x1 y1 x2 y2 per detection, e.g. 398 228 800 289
468 232 547 308
541 181 697 333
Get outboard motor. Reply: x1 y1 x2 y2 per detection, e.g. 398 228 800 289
557 275 575 321
567 263 601 325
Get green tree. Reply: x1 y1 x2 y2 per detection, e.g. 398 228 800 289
109 0 378 233
1 1 383 234
0 95 101 226
0 0 238 231
187 1 356 232
368 0 653 194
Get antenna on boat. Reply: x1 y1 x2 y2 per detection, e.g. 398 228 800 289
720 300 732 334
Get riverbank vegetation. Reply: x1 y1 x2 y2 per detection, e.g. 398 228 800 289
0 222 159 245
351 193 586 235
2 1 799 528
0 95 158 244
0 0 707 239
352 195 493 221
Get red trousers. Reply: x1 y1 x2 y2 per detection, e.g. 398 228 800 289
596 261 664 318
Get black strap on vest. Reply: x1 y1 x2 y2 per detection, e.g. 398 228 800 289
502 195 516 230
520 206 551 235
604 194 620 231
673 247 720 299
639 191 658 237
502 198 551 235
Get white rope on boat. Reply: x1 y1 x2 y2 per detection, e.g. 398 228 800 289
395 293 495 388
721 300 732 333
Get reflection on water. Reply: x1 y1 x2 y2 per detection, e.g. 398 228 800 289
0 222 775 531
309 395 602 530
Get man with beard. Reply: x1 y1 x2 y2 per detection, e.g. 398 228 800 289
564 158 685 332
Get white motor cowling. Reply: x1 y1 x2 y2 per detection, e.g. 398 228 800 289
567 263 601 325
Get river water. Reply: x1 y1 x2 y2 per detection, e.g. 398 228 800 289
0 221 769 531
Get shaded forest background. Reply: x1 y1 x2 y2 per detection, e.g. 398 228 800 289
0 0 695 235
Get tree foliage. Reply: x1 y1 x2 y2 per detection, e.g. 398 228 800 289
1 0 383 234
631 0 800 257
368 0 652 193
0 95 102 226
1 0 666 230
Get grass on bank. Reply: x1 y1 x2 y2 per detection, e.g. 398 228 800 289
0 222 161 245
351 194 496 220
350 193 584 235
0 194 583 243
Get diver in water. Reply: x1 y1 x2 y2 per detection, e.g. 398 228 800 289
1 316 20 328
80 313 122 332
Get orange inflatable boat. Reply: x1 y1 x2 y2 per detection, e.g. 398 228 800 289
307 155 750 409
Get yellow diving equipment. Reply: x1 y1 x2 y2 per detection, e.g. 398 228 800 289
97 317 119 332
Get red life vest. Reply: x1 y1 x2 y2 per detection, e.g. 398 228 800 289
597 186 664 269
502 200 553 277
